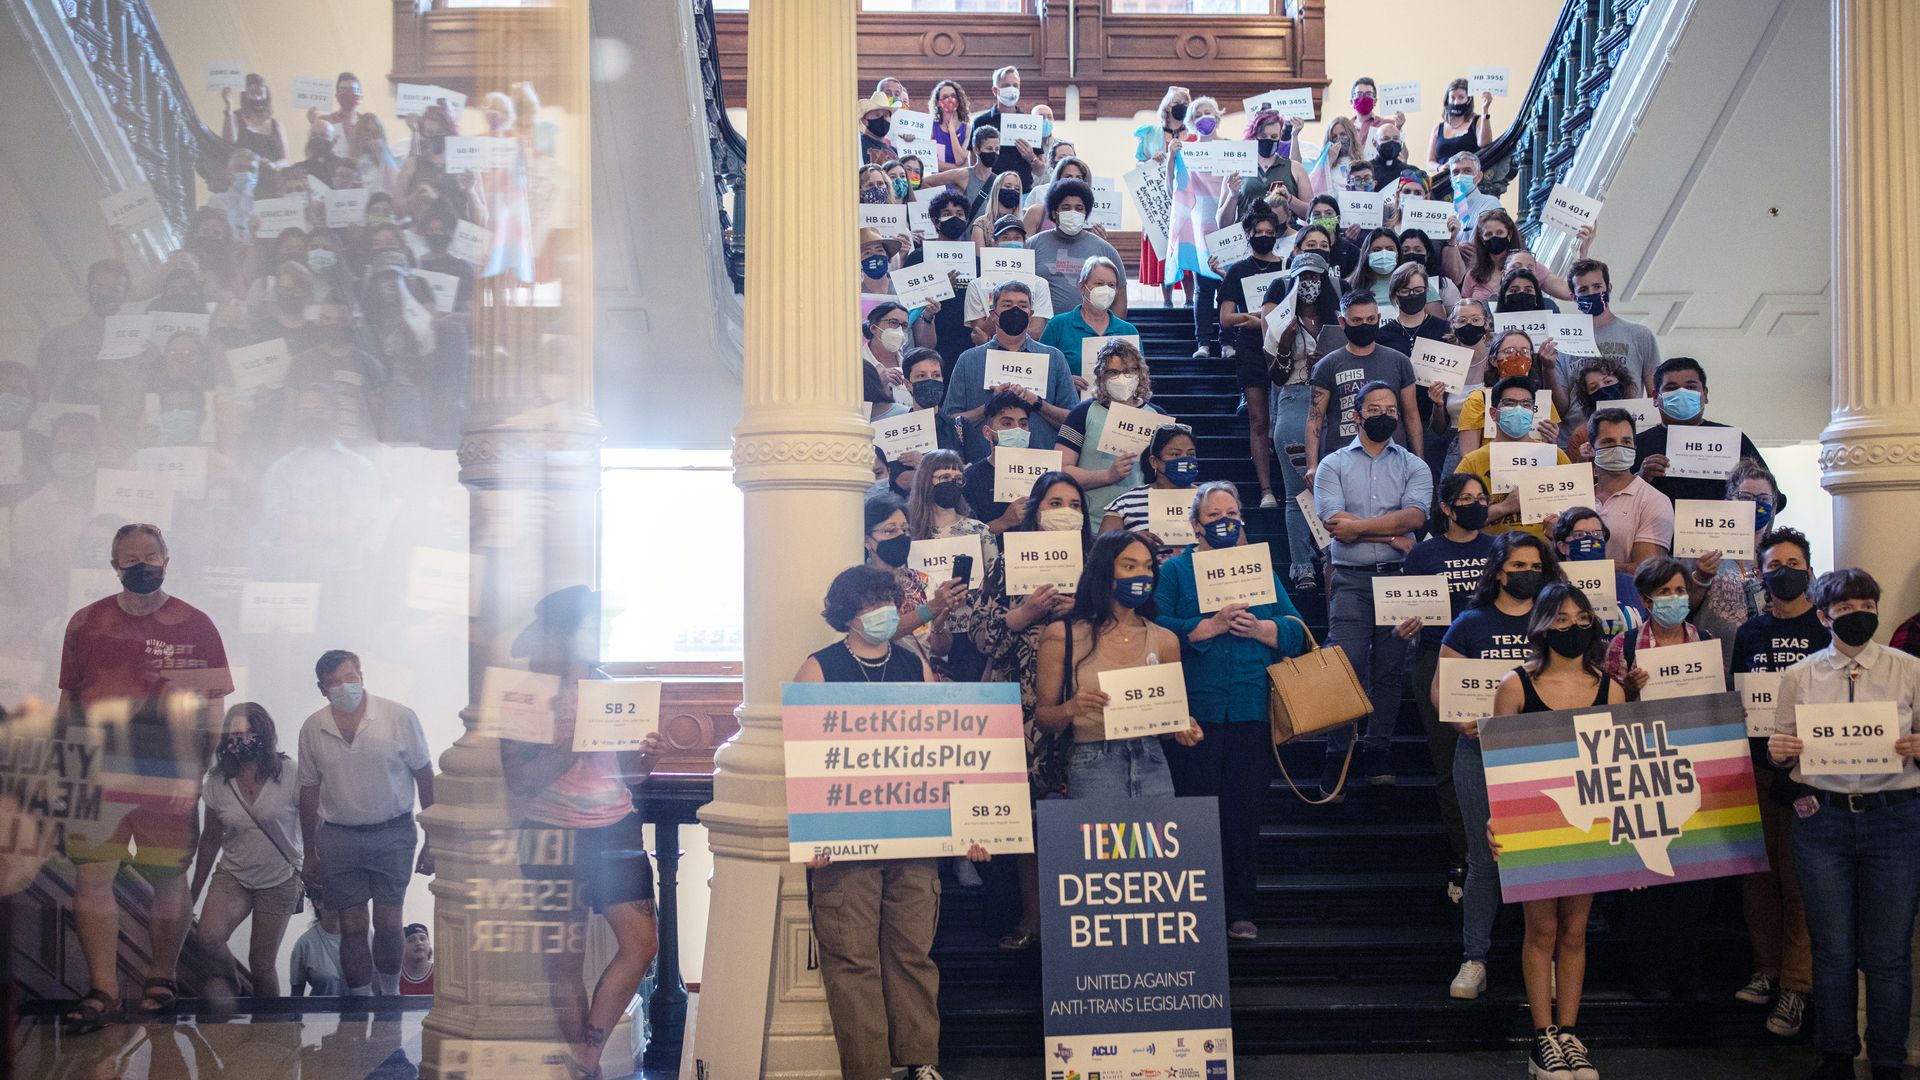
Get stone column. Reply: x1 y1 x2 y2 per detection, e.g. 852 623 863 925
1820 0 1920 630
417 2 609 1076
685 0 868 1077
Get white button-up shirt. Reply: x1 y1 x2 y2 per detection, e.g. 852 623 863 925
1773 642 1920 794
296 695 431 825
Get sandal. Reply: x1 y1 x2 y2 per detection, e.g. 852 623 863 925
61 989 116 1035
136 978 179 1016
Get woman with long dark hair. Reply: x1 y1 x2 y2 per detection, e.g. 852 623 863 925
191 702 304 997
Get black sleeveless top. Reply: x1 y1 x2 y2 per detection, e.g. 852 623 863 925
1432 121 1481 169
1513 666 1609 714
811 640 924 683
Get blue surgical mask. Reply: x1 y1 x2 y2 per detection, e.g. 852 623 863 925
1367 250 1398 275
1660 388 1703 421
861 254 891 280
1496 406 1535 439
1163 456 1200 487
1649 594 1691 628
999 240 1025 250
230 172 257 197
1575 290 1609 317
1199 516 1241 548
0 392 30 429
1566 535 1607 561
327 682 365 712
307 249 337 276
856 605 901 644
995 426 1030 449
1114 574 1155 609
1751 501 1774 530
158 408 201 446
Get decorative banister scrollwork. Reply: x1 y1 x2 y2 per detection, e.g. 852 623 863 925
1475 0 1651 242
56 0 235 236
694 0 746 293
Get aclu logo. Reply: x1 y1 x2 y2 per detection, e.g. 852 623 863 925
1207 1060 1229 1080
1091 1045 1118 1057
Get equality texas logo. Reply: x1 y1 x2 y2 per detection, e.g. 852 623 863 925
1542 711 1701 875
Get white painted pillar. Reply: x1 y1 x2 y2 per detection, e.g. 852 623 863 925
685 0 868 1077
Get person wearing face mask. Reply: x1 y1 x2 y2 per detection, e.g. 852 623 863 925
959 393 1037 532
900 348 965 453
415 205 475 312
1261 243 1344 584
1038 255 1137 370
856 228 906 301
34 259 131 396
1454 330 1563 460
1347 77 1406 157
1767 568 1920 1080
1304 292 1423 487
56 522 233 1032
923 124 1003 216
1101 423 1200 535
1442 152 1502 240
1230 109 1312 219
856 90 900 166
1216 206 1294 508
1688 459 1788 671
1019 155 1092 234
1458 209 1589 304
1632 356 1770 506
959 217 1056 345
288 300 383 446
1314 383 1433 792
1170 96 1236 358
201 148 263 243
1366 122 1428 194
254 260 322 354
1434 532 1565 1001
1604 556 1713 700
297 648 435 999
190 702 304 998
1454 376 1573 539
1056 337 1162 520
948 279 1075 454
927 79 972 172
1565 259 1659 395
862 494 963 666
906 450 999 595
912 191 983 372
1427 78 1494 171
1027 181 1127 317
969 66 1038 192
1584 408 1674 574
1563 355 1638 462
146 384 207 450
1300 194 1360 277
1429 299 1495 475
1375 260 1449 358
862 302 917 416
1727 527 1826 1040
1547 506 1649 635
1134 86 1192 307
1151 482 1306 940
222 76 290 168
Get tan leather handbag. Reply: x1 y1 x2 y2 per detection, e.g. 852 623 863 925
1268 616 1374 804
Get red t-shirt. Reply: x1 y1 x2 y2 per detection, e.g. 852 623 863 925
59 595 233 709
400 968 434 994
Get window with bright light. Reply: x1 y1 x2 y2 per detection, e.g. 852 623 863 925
600 450 742 666
861 0 1025 11
1109 0 1271 12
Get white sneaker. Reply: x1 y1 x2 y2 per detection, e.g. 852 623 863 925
1733 971 1777 1005
906 1068 945 1080
1258 492 1279 508
1555 1028 1599 1080
1449 960 1487 999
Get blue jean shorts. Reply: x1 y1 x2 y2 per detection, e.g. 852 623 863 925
1066 737 1176 800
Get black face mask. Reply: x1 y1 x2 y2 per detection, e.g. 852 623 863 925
1482 234 1512 256
1591 383 1627 402
977 150 1000 169
873 534 911 568
1500 291 1541 313
1344 322 1379 347
910 379 946 408
1544 624 1593 659
1248 234 1278 256
1169 102 1189 123
218 734 262 774
1257 138 1279 158
1830 610 1878 648
930 480 965 509
120 563 165 595
866 117 891 139
1377 140 1402 162
1451 502 1490 531
1395 293 1427 316
1501 569 1544 601
1447 101 1472 117
1360 413 1398 443
997 187 1021 209
997 307 1031 336
936 215 969 241
1763 566 1810 602
1453 323 1487 347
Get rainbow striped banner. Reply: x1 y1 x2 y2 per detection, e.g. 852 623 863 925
1482 692 1767 904
782 681 1027 863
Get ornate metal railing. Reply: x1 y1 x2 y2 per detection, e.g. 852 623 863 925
694 0 746 292
1477 0 1653 241
55 0 233 236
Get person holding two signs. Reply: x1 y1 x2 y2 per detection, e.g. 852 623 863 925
1100 424 1200 537
1632 356 1769 506
1454 375 1572 539
1767 569 1920 1080
1149 482 1307 940
1055 337 1165 520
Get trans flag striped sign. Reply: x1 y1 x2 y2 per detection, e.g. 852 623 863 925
782 681 1028 863
1481 693 1768 904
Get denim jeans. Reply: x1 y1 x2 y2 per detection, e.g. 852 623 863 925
1792 796 1920 1066
1192 273 1221 352
1270 382 1315 575
1324 567 1412 757
1414 643 1467 861
1454 735 1500 963
1066 737 1176 800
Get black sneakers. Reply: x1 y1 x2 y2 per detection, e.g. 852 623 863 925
1528 1028 1573 1078
1363 747 1396 786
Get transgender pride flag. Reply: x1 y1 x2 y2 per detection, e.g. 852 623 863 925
1481 692 1768 904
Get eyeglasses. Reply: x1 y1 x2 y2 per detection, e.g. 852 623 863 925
1732 493 1777 509
1496 400 1538 413
1551 615 1597 630
1495 348 1532 361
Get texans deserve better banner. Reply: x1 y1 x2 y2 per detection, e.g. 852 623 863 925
1483 693 1767 904
1038 796 1235 1080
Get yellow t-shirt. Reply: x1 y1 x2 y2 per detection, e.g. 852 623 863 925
1456 442 1574 539
1459 388 1563 439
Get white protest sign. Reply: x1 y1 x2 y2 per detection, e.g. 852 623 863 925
252 195 308 239
993 447 1061 503
1204 223 1250 265
403 229 432 260
0 432 22 487
1667 426 1743 481
1545 312 1598 356
1263 286 1298 349
240 582 320 634
997 112 1046 144
1181 140 1257 177
478 666 560 743
1562 561 1621 621
226 338 291 390
1079 335 1141 383
923 240 976 278
1401 197 1454 241
1638 639 1726 701
574 679 662 752
1295 490 1333 550
1516 463 1596 524
290 77 333 110
406 546 471 615
306 174 329 200
412 269 460 314
100 183 166 235
1243 87 1317 121
1379 81 1422 112
857 204 908 234
449 220 492 264
1338 190 1388 228
395 84 466 116
1470 67 1510 96
1491 310 1553 342
1193 542 1279 611
1438 657 1516 725
904 189 941 238
1612 398 1665 432
1488 441 1557 495
870 411 938 462
1672 499 1756 560
1122 163 1172 260
890 109 933 141
324 186 370 228
1736 672 1782 738
948 781 1035 854
1003 530 1083 596
1798 701 1904 776
890 264 954 308
1096 402 1170 458
1372 574 1453 625
1148 489 1196 546
985 350 1048 396
1089 178 1124 229
93 468 174 530
1100 662 1193 739
444 136 489 174
1241 270 1286 313
135 446 209 501
982 247 1035 275
147 311 210 344
97 314 151 361
205 62 246 93
1541 183 1603 234
1410 338 1473 393
908 534 984 590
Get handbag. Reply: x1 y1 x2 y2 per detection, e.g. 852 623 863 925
226 775 305 914
1267 615 1374 805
